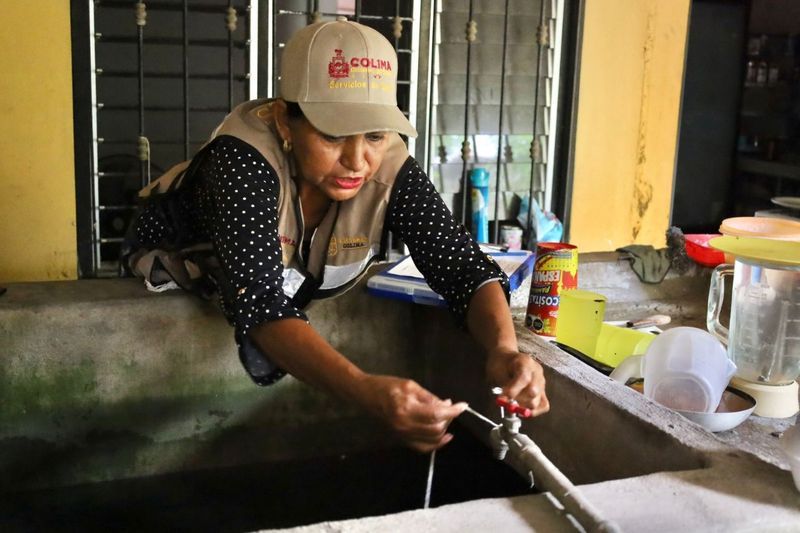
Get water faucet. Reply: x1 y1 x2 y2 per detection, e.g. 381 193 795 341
485 393 621 533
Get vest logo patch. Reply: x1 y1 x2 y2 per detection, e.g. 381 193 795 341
280 234 297 265
328 235 369 256
340 236 368 250
279 234 297 247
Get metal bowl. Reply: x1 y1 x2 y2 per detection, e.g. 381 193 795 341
628 381 756 432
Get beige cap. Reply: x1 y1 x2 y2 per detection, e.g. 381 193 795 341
280 17 417 138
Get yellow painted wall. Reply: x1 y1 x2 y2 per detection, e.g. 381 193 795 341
0 1 77 282
569 0 691 251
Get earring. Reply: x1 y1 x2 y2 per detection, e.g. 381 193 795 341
282 138 292 153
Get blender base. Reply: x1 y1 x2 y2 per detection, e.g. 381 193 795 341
731 377 800 418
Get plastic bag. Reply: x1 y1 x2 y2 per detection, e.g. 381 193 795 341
517 195 563 245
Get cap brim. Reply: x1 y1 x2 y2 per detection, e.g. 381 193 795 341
299 102 418 138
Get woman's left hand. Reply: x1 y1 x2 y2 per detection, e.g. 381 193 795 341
485 349 550 417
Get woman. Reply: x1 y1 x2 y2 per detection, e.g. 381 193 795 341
125 18 549 452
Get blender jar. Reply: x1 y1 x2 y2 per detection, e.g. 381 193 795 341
708 259 800 385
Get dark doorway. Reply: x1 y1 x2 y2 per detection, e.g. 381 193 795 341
673 0 748 233
674 0 800 232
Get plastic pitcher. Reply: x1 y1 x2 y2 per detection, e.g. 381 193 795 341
611 327 736 413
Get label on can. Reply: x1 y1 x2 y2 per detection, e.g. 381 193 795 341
525 242 578 337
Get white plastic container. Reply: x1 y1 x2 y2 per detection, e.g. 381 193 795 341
643 327 737 413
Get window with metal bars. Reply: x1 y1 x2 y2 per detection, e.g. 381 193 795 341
71 0 571 277
73 0 257 277
426 0 566 246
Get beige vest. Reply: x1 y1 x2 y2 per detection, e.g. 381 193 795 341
131 99 411 307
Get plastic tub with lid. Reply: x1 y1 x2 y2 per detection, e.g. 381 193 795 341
684 234 726 267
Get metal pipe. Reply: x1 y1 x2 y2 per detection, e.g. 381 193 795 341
406 0 422 161
492 0 511 243
227 1 235 111
247 0 258 99
89 1 102 274
100 138 205 146
307 0 318 25
386 0 402 258
459 0 475 226
491 420 620 533
99 104 230 112
182 0 190 160
96 171 140 178
96 69 249 80
424 0 439 174
96 205 137 211
135 1 149 188
98 0 239 14
394 0 401 48
263 0 273 97
276 9 411 22
271 1 277 95
96 35 246 48
526 0 547 247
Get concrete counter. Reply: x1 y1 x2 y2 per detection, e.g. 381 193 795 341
272 256 800 531
2 256 800 531
270 320 800 532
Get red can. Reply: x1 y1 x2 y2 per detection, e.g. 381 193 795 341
525 242 578 337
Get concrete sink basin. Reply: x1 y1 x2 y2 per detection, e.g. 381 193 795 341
1 254 799 531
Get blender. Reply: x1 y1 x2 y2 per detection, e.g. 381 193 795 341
707 236 800 418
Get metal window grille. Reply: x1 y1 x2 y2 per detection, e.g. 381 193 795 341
84 0 257 277
75 0 568 277
425 0 566 246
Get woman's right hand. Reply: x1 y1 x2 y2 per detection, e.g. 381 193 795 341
354 374 467 453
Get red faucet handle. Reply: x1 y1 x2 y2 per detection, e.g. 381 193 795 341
495 396 532 418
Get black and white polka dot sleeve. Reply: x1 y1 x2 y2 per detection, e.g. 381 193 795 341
386 160 509 324
197 136 308 336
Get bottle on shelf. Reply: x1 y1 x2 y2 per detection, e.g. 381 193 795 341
746 60 757 84
747 36 762 57
768 64 780 86
756 61 768 86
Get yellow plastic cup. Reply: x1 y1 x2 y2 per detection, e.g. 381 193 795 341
556 290 607 356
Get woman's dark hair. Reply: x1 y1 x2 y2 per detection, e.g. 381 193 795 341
286 101 305 120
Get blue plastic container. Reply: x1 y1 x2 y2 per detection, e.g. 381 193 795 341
470 168 490 243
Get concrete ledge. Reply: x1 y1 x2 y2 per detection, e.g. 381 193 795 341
0 273 423 491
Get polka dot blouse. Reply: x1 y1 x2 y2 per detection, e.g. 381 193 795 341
387 160 510 322
132 135 509 379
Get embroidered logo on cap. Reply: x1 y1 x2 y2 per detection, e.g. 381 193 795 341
328 49 349 79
